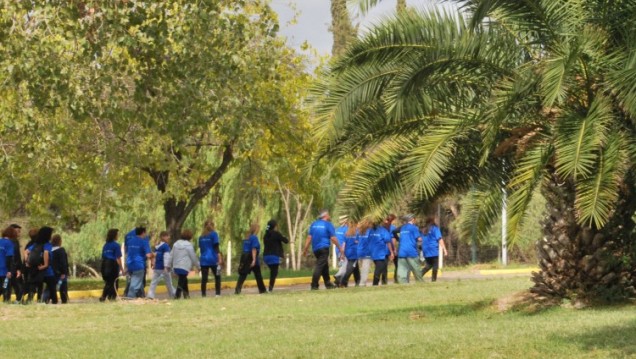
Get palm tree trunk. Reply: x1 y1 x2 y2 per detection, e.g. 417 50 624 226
531 170 636 304
330 0 356 57
396 0 406 13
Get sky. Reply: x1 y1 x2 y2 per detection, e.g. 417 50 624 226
270 0 457 55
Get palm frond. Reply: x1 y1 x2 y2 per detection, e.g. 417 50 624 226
554 96 612 180
575 132 628 228
457 182 505 243
506 140 554 242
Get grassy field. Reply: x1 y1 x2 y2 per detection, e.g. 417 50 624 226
2 277 635 358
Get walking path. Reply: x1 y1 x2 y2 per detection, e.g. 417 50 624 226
66 267 537 302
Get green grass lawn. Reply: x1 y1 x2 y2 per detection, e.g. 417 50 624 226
2 277 635 358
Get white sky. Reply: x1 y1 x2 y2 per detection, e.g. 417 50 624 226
270 0 457 55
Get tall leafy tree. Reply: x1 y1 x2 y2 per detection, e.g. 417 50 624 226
313 1 636 303
0 1 308 240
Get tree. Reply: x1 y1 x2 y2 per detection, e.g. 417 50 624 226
0 1 308 240
312 1 636 303
331 0 358 57
349 0 407 14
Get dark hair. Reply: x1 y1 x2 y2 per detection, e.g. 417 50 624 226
266 220 277 231
181 229 193 241
425 217 436 226
106 229 119 242
135 227 147 236
36 226 54 245
159 231 169 238
51 234 62 246
28 228 38 241
9 223 22 229
2 226 17 239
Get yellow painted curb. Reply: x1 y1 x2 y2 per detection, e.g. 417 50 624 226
479 268 537 275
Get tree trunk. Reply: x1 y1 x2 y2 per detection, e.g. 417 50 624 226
146 144 234 243
330 0 356 57
396 0 407 13
531 171 636 304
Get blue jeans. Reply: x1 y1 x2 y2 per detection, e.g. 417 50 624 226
127 270 145 298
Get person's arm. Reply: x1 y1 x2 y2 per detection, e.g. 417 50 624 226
439 238 448 256
116 257 123 275
39 250 49 271
278 232 289 244
213 243 223 266
251 248 257 267
61 249 69 279
329 236 344 258
5 256 13 278
187 245 200 271
302 235 312 257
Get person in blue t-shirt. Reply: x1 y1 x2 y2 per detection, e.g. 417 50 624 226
123 227 152 297
24 226 54 303
100 229 123 302
356 220 373 287
340 223 361 287
382 214 397 284
123 227 152 298
370 222 395 286
332 216 348 287
420 217 447 282
235 224 267 294
0 227 16 302
302 210 344 290
198 220 223 297
147 231 176 299
394 214 424 283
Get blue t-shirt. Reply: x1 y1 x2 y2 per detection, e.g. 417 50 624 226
422 225 443 258
335 226 347 257
154 242 171 270
370 227 392 261
397 223 421 258
344 233 358 260
126 236 150 272
242 235 261 265
356 229 371 258
198 231 220 266
0 238 15 276
102 241 122 260
27 242 54 277
308 219 335 252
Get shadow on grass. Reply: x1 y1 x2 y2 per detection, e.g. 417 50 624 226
362 300 493 321
555 317 636 357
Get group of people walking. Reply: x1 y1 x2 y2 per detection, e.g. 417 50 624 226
1 211 446 303
0 224 69 304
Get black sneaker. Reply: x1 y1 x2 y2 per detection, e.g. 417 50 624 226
326 283 336 290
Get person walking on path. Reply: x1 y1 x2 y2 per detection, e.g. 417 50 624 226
50 234 69 303
333 216 348 287
302 210 344 290
235 224 267 294
170 230 200 299
6 224 23 303
147 231 176 299
421 217 447 282
370 222 394 286
198 220 223 297
394 215 424 283
356 220 373 287
123 227 152 299
262 220 289 292
24 226 54 303
340 222 361 287
100 229 123 302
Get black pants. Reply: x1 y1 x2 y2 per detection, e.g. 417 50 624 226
24 270 45 303
393 256 399 283
175 274 190 299
7 271 23 302
311 248 333 289
101 274 119 301
267 264 279 292
235 264 267 294
381 255 390 284
43 276 58 304
341 259 361 287
1 276 8 302
57 276 69 304
201 266 221 296
373 260 387 286
422 256 439 282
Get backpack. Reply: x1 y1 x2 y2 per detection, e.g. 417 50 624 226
27 244 45 268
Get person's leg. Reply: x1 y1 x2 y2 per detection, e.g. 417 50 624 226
163 271 176 298
60 278 68 304
211 266 221 296
314 248 333 288
381 255 389 285
353 264 361 286
182 275 190 299
100 277 110 301
147 270 162 299
358 258 371 287
393 256 399 283
407 257 424 282
341 260 355 287
333 259 347 287
430 257 439 282
372 260 386 286
200 266 210 297
127 270 144 298
311 249 327 289
253 265 267 294
0 276 6 302
235 273 248 294
36 279 44 302
44 276 57 304
422 257 434 277
396 258 410 283
267 264 279 292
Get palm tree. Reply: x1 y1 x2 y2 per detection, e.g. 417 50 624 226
313 1 636 304
349 0 407 14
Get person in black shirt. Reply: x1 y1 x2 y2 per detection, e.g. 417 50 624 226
262 220 289 292
51 234 69 303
